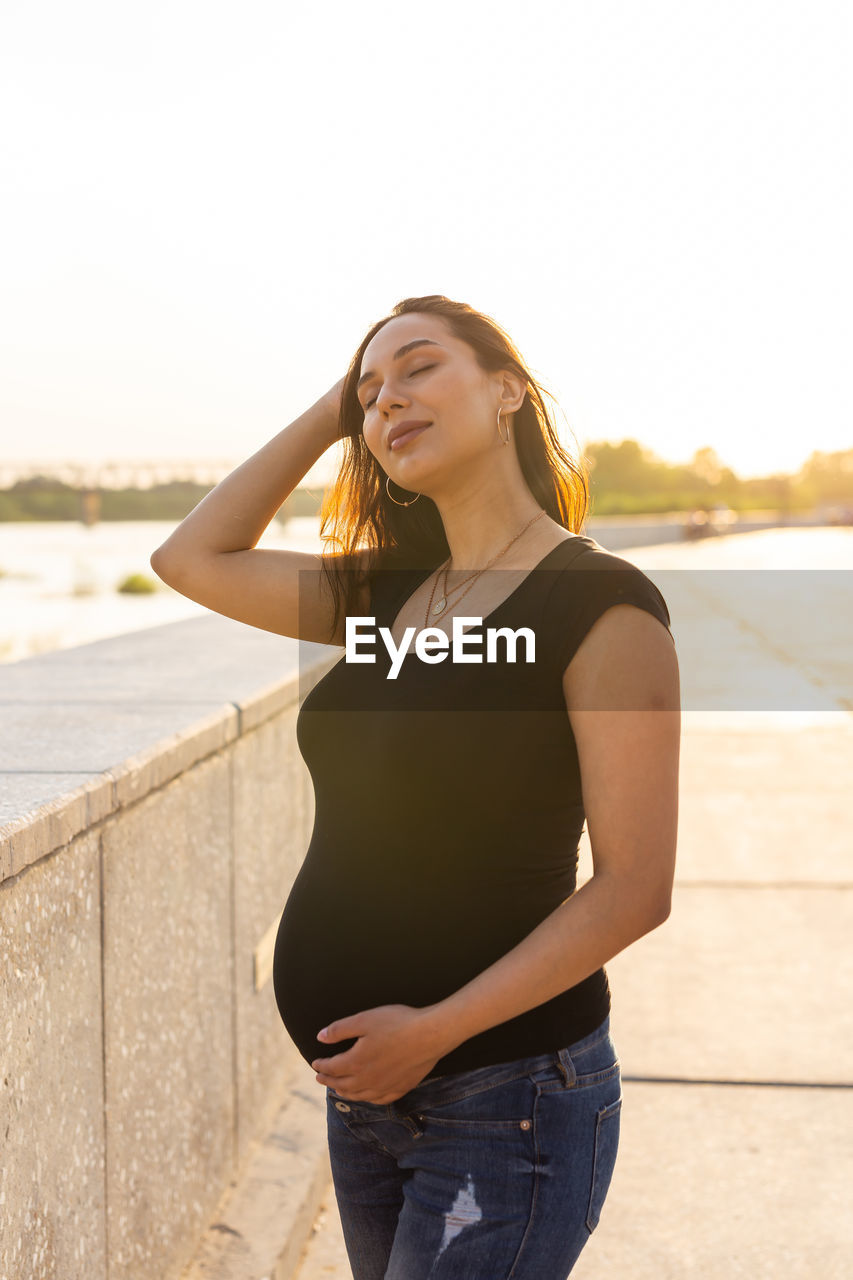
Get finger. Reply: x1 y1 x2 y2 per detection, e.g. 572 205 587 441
315 1069 349 1086
314 1061 357 1082
315 1072 340 1087
317 1017 361 1044
311 1052 357 1072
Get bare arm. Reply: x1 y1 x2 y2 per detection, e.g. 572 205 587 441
149 378 371 645
151 379 343 563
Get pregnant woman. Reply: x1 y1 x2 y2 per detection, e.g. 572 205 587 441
151 295 680 1278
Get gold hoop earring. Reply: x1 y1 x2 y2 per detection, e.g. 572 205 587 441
497 406 510 445
385 475 421 506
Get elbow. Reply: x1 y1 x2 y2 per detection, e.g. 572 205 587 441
643 892 672 933
654 894 672 926
621 886 671 939
149 549 167 581
593 861 675 937
149 548 182 587
600 882 672 945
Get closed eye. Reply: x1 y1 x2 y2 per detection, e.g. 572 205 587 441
364 364 436 410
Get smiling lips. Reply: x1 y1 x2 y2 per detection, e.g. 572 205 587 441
388 421 431 451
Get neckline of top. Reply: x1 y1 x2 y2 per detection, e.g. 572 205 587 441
384 532 597 637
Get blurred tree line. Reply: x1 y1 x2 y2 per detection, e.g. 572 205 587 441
0 478 325 522
584 443 853 516
1 447 851 521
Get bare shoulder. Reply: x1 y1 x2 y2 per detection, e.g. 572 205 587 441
563 603 679 713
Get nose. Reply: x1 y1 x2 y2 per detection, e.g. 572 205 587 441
374 375 409 416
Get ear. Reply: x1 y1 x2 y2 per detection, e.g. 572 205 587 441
495 368 528 416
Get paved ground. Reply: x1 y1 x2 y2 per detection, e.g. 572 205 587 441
293 527 853 1279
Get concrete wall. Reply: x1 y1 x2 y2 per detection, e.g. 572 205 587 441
0 617 337 1280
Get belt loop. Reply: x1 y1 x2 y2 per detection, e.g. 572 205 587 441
556 1047 577 1089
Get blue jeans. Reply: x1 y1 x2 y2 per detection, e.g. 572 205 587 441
325 1014 621 1279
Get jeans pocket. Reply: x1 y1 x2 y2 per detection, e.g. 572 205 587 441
586 1096 622 1232
415 1073 537 1132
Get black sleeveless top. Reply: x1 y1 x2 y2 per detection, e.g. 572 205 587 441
273 534 672 1078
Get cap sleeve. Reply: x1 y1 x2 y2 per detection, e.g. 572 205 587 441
542 548 672 676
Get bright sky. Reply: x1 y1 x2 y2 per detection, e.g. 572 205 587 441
1 0 849 484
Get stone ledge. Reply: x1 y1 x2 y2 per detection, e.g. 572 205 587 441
0 615 340 885
179 1061 331 1280
104 704 240 809
1 771 113 880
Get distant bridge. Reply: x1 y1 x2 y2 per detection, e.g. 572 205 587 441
0 459 247 490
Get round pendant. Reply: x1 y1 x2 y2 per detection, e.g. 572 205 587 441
432 598 447 615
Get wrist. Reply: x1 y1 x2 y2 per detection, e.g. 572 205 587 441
312 399 342 448
417 998 471 1061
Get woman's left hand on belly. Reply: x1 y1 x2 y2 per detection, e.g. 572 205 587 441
310 1003 446 1104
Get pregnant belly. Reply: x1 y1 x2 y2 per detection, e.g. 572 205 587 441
272 863 487 1067
272 881 358 1064
272 869 431 1066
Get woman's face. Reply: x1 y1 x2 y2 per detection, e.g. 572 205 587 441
357 313 513 492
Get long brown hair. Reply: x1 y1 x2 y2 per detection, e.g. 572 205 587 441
319 295 589 635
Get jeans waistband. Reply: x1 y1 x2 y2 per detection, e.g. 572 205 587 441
329 1014 613 1116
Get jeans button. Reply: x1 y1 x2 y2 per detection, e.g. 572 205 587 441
335 1101 351 1112
520 1120 531 1130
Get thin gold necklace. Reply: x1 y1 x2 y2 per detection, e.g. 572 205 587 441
424 510 548 628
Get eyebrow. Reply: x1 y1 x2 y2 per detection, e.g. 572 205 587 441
357 339 443 393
